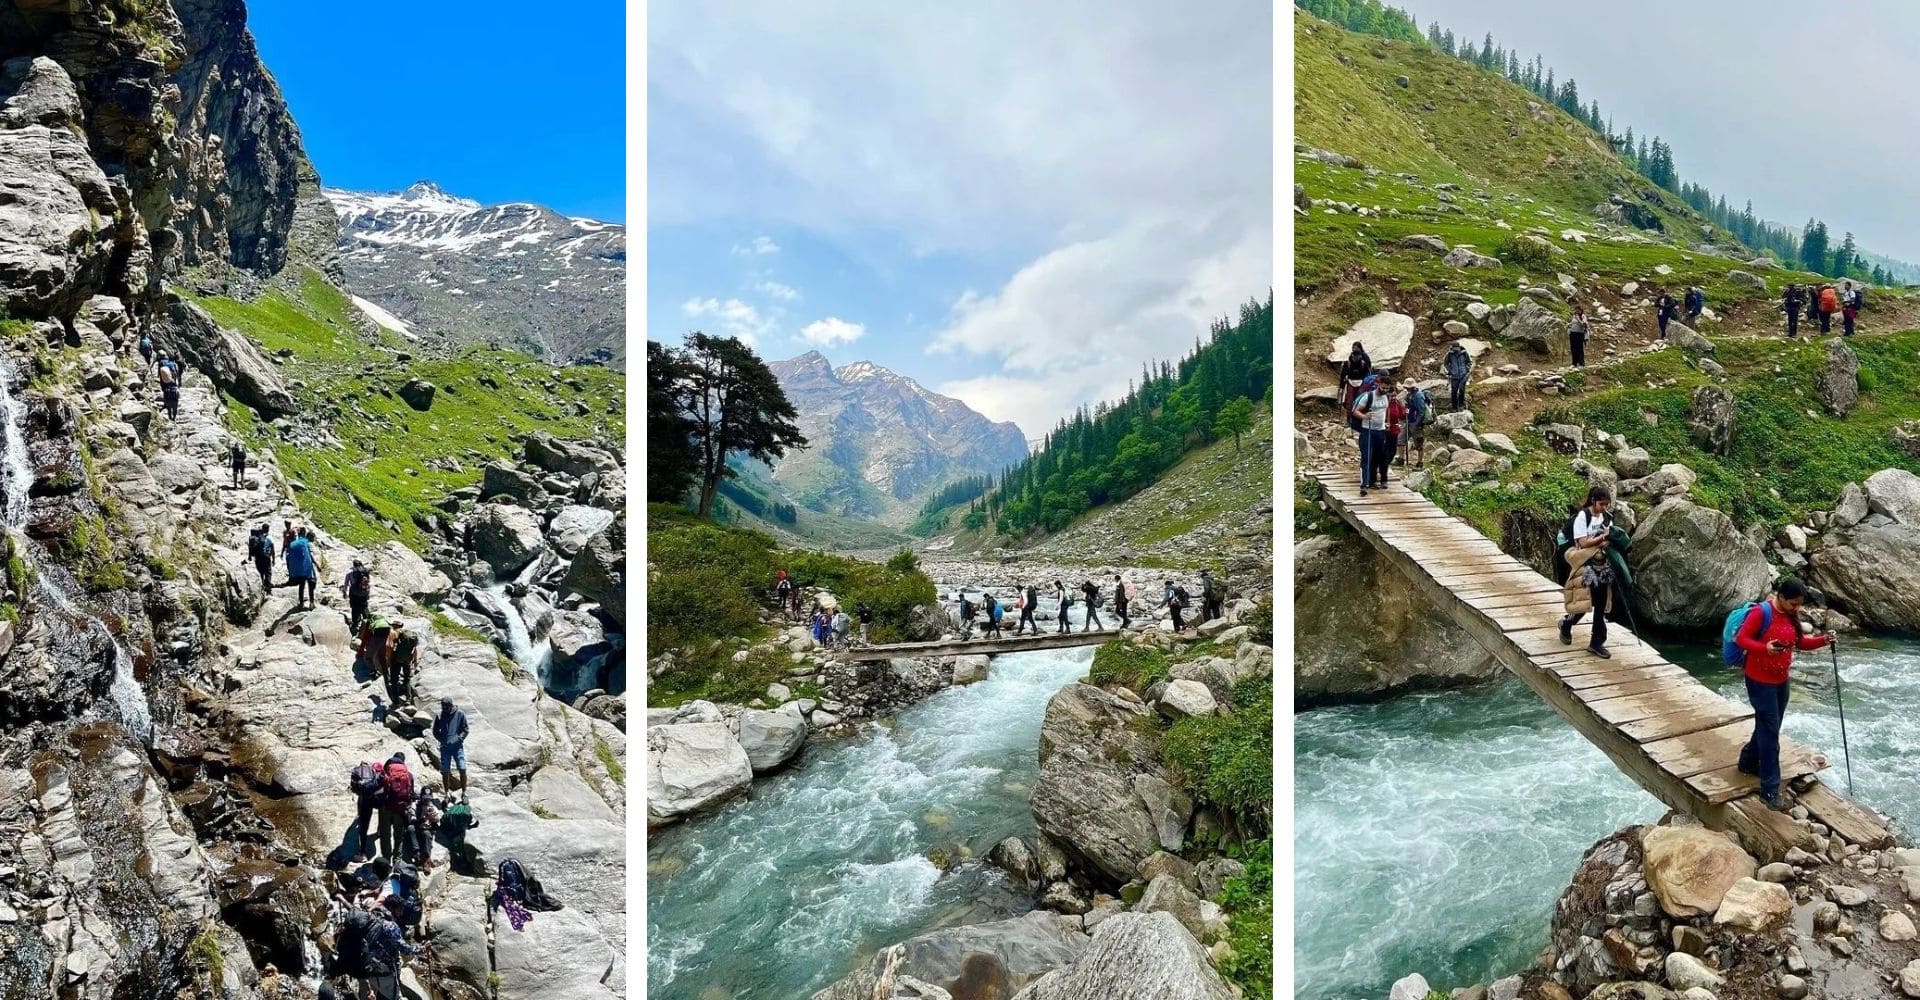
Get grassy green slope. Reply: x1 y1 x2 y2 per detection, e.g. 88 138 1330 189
196 267 625 549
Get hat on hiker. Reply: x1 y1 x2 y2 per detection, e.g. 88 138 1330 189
441 696 453 708
388 751 406 763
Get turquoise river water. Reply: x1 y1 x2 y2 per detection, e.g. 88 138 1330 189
1295 636 1920 998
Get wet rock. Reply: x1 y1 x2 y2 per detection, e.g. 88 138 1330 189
470 502 548 578
480 461 544 505
810 910 1088 1000
548 505 617 558
646 722 750 827
1007 911 1232 1000
950 654 988 685
561 513 624 624
1712 877 1791 931
736 706 807 774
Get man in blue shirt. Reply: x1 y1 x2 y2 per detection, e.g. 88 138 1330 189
285 527 316 609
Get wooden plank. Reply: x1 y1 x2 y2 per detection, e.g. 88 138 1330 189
1799 780 1894 848
1559 664 1692 691
1575 674 1699 703
1691 750 1823 803
1586 686 1736 726
1482 605 1567 633
1540 646 1670 674
845 629 1113 662
1641 720 1758 775
1619 704 1751 743
1451 577 1560 598
1472 592 1571 612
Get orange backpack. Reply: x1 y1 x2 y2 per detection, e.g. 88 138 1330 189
1820 287 1839 312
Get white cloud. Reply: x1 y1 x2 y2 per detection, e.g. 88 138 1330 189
731 235 780 256
799 316 866 347
681 296 773 346
757 280 799 301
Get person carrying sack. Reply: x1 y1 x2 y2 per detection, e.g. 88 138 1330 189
1557 486 1617 659
1727 578 1833 809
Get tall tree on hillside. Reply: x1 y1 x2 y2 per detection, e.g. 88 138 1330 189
1428 20 1444 46
1481 32 1496 68
1441 28 1455 55
1507 51 1521 82
1835 231 1860 276
646 341 701 504
670 333 808 519
1543 67 1554 101
1214 397 1255 453
1801 220 1830 275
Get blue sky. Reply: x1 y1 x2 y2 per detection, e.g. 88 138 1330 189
649 1 1271 439
249 1 625 222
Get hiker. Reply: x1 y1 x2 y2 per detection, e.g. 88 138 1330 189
856 601 873 644
1818 283 1838 334
1053 580 1072 634
242 526 274 591
1338 342 1372 428
1567 304 1590 367
775 570 795 619
1842 280 1862 336
159 371 179 419
1114 574 1131 628
360 613 393 684
1731 577 1833 809
1684 286 1704 323
1400 381 1431 468
342 560 372 633
1165 579 1189 633
956 591 976 639
433 696 469 794
357 902 416 1000
1080 580 1104 631
440 795 479 873
386 620 418 706
1352 371 1393 496
137 333 153 366
983 592 1003 639
1654 290 1677 339
1807 283 1822 327
349 759 382 862
285 526 316 609
282 519 296 555
1200 569 1226 623
228 441 246 488
831 607 850 650
1557 486 1618 659
374 752 414 861
1370 376 1405 490
1015 581 1040 636
1443 342 1470 412
402 789 441 871
810 607 830 646
1783 284 1804 338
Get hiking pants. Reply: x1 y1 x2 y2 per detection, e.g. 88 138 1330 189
388 658 414 705
377 808 407 859
1056 610 1069 634
1017 607 1036 635
1570 332 1586 367
362 972 401 1000
1738 678 1791 800
354 796 375 857
350 595 369 633
297 575 316 606
1786 309 1799 337
1169 604 1185 632
1564 590 1609 648
1844 309 1857 336
231 460 244 486
1448 375 1466 411
1368 431 1395 486
1658 314 1669 338
255 558 272 590
1116 597 1130 628
405 821 434 866
1820 311 1832 334
1204 598 1224 623
1083 603 1102 630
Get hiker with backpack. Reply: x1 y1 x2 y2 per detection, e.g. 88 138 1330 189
374 752 415 861
285 526 317 610
1339 342 1372 428
1684 286 1705 324
1783 284 1804 338
1842 280 1862 336
1557 486 1620 659
1567 304 1591 368
401 789 441 871
856 602 873 644
1114 574 1131 629
242 526 275 591
1400 382 1431 468
1080 580 1104 631
386 620 419 706
155 353 180 420
342 900 415 1000
1655 290 1678 339
1200 569 1226 623
1053 580 1072 634
1165 579 1189 633
1727 577 1834 809
831 608 851 650
228 441 247 488
342 560 373 634
1014 582 1040 636
360 614 394 686
1351 371 1394 496
433 696 470 795
349 759 382 863
1818 283 1838 335
956 591 975 639
1443 342 1470 413
137 333 153 366
1368 375 1404 490
440 795 479 873
775 570 796 620
982 592 1003 639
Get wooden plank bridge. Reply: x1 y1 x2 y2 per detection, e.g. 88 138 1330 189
845 629 1117 663
1312 474 1893 858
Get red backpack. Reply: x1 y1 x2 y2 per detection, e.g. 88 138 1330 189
379 761 413 806
1820 287 1839 313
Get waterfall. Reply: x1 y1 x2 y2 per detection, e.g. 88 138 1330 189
0 355 152 744
486 556 553 686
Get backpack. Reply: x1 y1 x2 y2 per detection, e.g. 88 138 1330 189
336 908 377 976
349 762 381 796
1820 287 1839 312
1205 577 1225 602
1173 586 1190 607
1720 601 1774 666
1086 585 1100 604
392 630 420 663
379 761 413 806
1407 388 1430 422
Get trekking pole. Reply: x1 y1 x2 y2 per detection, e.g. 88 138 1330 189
1830 637 1855 795
1614 578 1642 646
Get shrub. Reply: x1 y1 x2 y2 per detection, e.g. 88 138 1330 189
1218 840 1273 1000
1163 676 1272 833
1088 641 1169 691
1499 233 1557 271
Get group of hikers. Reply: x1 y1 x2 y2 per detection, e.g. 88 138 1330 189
1781 280 1865 337
1550 483 1835 812
774 569 874 650
242 519 320 608
1340 344 1438 495
951 569 1225 638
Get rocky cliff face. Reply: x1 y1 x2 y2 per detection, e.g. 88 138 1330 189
327 182 625 366
768 351 1028 522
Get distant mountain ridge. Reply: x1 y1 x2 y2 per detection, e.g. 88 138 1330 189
326 181 625 366
765 351 1028 524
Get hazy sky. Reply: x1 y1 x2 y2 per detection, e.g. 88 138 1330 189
1416 0 1920 263
650 1 1272 438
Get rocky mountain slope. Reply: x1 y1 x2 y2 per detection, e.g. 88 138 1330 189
766 350 1028 525
0 2 625 996
328 182 625 366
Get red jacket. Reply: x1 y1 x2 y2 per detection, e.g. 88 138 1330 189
1735 600 1828 684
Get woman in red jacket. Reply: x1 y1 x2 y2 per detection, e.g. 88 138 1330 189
1733 578 1834 809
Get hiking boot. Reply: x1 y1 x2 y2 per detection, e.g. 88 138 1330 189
1762 791 1784 810
1588 644 1610 659
1558 617 1573 646
1359 488 1369 497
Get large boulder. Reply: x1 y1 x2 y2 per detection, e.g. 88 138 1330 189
548 505 617 558
1641 825 1757 918
1295 534 1499 703
1444 246 1500 269
1727 269 1767 292
1667 321 1714 355
1029 684 1168 885
0 57 118 320
1629 500 1774 629
1502 297 1568 359
736 705 807 774
561 514 625 624
645 722 750 827
1008 911 1233 1000
1713 877 1792 932
470 502 549 578
1807 519 1920 630
164 298 298 417
481 461 545 505
371 539 453 602
525 432 621 479
398 378 436 411
1818 339 1860 416
1326 312 1414 373
1687 385 1735 455
811 911 1087 1000
1864 468 1920 525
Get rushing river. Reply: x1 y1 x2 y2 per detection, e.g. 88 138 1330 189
1295 636 1920 999
646 643 1095 999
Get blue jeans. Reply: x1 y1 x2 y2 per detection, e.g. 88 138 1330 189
1738 677 1791 799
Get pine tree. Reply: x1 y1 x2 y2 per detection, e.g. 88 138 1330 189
1507 51 1521 82
1428 20 1444 46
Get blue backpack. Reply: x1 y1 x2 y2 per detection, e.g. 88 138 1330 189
1720 601 1772 665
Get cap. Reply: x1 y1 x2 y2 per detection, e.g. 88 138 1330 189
441 696 453 707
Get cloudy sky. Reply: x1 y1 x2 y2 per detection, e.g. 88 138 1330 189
648 1 1272 440
1415 0 1920 265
